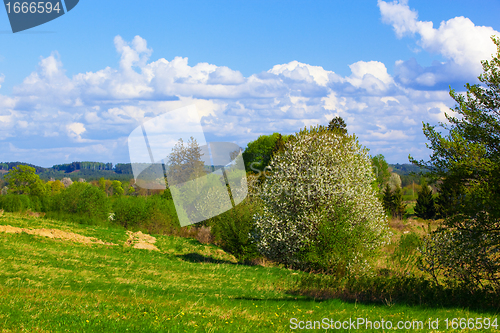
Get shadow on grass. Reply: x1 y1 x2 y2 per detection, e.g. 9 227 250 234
285 274 500 314
177 252 237 265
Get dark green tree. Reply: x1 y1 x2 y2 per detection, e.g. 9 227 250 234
327 116 348 135
414 179 436 220
392 185 406 219
382 183 394 216
411 36 500 289
271 133 286 159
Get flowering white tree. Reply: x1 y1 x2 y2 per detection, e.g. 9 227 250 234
253 126 390 274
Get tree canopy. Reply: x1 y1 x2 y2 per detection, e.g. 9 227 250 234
5 165 45 196
242 133 290 173
411 36 500 289
253 126 390 273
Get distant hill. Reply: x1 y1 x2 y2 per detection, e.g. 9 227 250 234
0 161 134 182
389 163 428 176
389 163 429 187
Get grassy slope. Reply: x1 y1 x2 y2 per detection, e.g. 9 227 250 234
0 213 498 332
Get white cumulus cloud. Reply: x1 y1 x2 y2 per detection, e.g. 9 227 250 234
379 0 499 86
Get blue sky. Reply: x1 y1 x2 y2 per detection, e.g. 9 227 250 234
0 0 499 167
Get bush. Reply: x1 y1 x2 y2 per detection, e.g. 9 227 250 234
253 126 391 274
76 185 110 221
112 196 147 229
418 226 500 291
58 182 89 214
209 198 260 262
112 195 179 234
0 194 31 212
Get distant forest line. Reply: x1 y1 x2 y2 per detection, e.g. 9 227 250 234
0 160 426 186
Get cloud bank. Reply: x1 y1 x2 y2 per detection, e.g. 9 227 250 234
0 2 498 166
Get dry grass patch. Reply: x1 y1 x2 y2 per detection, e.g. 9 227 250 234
0 225 116 246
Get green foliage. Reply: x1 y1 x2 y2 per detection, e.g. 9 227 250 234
242 133 290 173
382 184 406 219
253 125 390 273
0 194 31 212
112 196 147 228
208 198 260 262
392 185 406 219
371 154 390 190
5 165 45 196
112 195 179 234
382 183 393 216
419 227 500 291
76 185 110 221
414 179 436 220
111 180 124 196
411 36 500 290
327 116 348 135
390 232 422 276
57 182 89 214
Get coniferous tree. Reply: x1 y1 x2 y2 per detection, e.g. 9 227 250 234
327 116 348 135
414 179 436 220
382 183 394 216
410 37 500 289
392 185 406 219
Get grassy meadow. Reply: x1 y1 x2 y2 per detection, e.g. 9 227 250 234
0 212 499 332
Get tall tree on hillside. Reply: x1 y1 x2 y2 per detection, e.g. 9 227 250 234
411 36 500 289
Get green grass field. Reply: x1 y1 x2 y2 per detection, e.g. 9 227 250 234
0 212 499 332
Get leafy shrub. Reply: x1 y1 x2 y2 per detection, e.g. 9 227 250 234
112 196 147 229
209 198 260 262
112 195 179 234
142 195 179 234
0 194 31 212
253 126 391 273
76 185 110 221
58 182 89 214
418 225 500 291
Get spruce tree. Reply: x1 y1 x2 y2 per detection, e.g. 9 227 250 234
382 183 394 216
414 179 436 220
392 185 406 219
